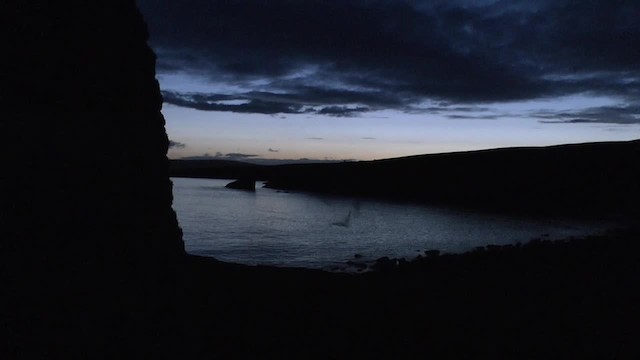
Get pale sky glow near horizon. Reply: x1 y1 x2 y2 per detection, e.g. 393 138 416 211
163 99 640 161
138 0 640 162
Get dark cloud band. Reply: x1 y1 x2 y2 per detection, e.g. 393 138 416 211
140 0 640 122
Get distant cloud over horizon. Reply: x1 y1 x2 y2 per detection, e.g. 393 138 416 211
224 152 258 159
168 140 186 148
139 0 640 124
178 153 350 165
534 103 640 125
179 152 260 161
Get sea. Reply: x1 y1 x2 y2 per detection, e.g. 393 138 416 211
172 177 611 271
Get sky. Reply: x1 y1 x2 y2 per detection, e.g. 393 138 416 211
137 0 640 161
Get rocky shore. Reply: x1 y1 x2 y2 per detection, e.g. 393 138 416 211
175 226 640 358
5 225 639 358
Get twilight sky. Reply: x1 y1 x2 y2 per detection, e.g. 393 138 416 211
137 0 640 161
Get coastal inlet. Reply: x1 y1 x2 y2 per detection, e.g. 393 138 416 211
171 177 610 270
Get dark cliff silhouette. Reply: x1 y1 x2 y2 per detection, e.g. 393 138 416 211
3 0 184 264
3 1 639 359
3 1 184 357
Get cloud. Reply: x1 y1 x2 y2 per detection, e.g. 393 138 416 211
162 91 304 114
138 0 640 115
317 106 370 117
224 153 258 159
445 114 501 120
162 89 389 116
539 119 595 124
168 140 186 148
361 137 376 140
535 103 640 125
182 152 259 160
306 137 324 140
268 148 279 152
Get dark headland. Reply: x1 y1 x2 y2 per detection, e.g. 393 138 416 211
172 140 640 218
225 178 257 191
3 1 639 359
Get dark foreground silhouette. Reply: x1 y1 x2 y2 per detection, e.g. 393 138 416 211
6 228 639 358
181 229 640 358
3 1 639 359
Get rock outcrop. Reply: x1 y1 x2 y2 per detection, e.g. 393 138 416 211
3 0 184 271
225 178 257 191
2 1 185 356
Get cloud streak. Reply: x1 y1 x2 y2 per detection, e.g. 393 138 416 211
168 140 186 148
139 0 640 120
534 103 640 125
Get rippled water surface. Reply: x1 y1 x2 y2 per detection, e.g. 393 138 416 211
172 177 609 269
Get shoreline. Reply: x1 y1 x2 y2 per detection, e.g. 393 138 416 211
175 225 640 358
187 223 638 274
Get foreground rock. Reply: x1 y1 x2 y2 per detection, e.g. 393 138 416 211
181 227 640 358
225 178 256 191
3 1 184 357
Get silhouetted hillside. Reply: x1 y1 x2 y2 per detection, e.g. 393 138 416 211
171 141 640 217
169 159 263 179
264 140 640 217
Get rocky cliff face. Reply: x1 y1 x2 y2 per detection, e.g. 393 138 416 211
2 0 184 279
2 1 186 355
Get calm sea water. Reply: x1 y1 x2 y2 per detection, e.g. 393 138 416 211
172 177 609 270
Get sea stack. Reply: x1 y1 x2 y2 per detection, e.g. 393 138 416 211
226 178 257 191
